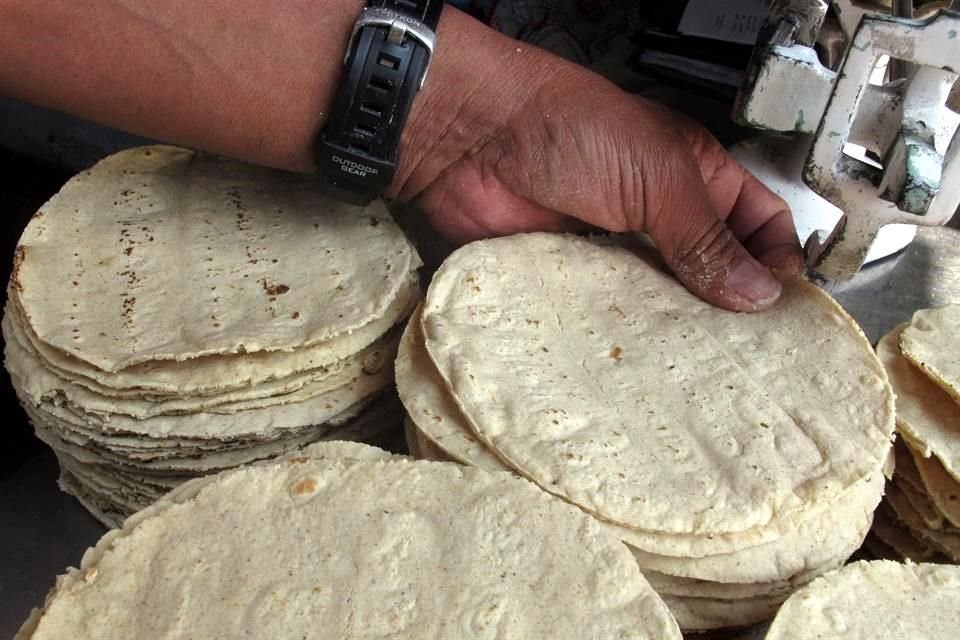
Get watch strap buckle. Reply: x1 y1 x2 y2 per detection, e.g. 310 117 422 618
346 6 437 89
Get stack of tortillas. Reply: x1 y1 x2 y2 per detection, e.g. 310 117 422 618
763 560 960 639
15 441 682 640
3 146 421 528
868 305 960 563
397 233 895 632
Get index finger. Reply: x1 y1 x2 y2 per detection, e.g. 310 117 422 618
705 157 804 274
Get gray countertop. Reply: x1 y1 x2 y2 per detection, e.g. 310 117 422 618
1 224 958 639
828 225 960 345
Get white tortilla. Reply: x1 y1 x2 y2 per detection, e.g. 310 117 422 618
11 145 420 371
396 304 512 471
4 309 399 421
900 304 960 403
27 391 398 473
893 438 926 493
896 478 945 530
885 482 960 561
6 276 417 397
764 560 960 640
9 343 394 440
661 591 784 632
17 455 681 640
421 233 893 537
401 283 889 562
909 443 960 528
626 469 881 584
877 324 960 481
870 502 947 563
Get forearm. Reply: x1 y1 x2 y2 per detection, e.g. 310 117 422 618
0 1 358 170
0 1 555 191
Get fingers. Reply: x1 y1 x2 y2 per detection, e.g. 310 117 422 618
742 212 805 274
705 159 804 274
649 179 784 312
412 82 801 313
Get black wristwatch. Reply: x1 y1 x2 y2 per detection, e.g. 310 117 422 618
315 0 444 206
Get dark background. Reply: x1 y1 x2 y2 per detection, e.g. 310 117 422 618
0 149 70 478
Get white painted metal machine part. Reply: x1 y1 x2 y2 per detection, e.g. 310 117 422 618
730 135 918 264
735 1 960 280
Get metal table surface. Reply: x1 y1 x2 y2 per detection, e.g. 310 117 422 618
1 218 958 637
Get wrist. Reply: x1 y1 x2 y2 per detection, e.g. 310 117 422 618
391 8 562 201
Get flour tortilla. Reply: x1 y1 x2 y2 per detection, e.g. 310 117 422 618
11 145 420 372
643 562 832 600
6 277 418 398
900 304 960 403
870 502 948 563
893 438 926 493
877 325 960 481
404 284 889 559
885 483 960 561
896 478 945 530
4 308 401 420
17 455 681 640
10 347 393 439
422 233 893 537
626 469 881 584
27 392 398 473
909 443 960 528
662 590 785 632
764 560 960 640
396 304 514 471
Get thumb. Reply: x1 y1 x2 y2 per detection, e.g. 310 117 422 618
649 186 783 312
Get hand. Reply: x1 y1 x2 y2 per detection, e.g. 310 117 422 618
0 2 800 314
397 46 803 312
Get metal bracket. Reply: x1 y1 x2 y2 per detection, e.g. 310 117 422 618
734 2 960 280
804 11 960 279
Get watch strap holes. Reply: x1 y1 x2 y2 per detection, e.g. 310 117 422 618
360 102 384 118
349 139 372 154
376 53 400 70
395 0 420 13
368 75 393 93
354 123 377 138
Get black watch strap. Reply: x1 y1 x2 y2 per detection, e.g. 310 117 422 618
315 0 443 206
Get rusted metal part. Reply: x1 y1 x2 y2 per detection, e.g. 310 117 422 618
877 66 955 215
804 10 960 279
734 1 830 131
772 0 831 46
735 2 960 280
879 133 942 214
735 43 836 133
